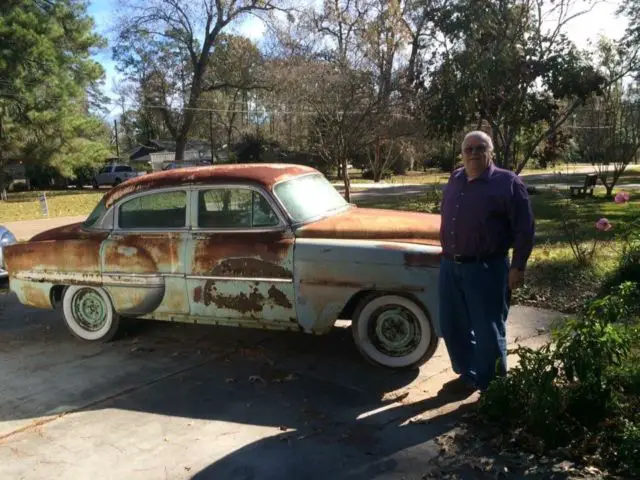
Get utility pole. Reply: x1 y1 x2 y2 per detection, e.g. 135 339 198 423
209 110 214 164
114 119 120 159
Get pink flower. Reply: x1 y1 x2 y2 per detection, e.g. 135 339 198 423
595 218 612 231
614 191 630 204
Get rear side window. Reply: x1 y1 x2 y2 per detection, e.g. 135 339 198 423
197 188 280 228
119 190 187 229
115 166 133 173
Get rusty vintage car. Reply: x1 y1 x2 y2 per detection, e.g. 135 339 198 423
2 164 443 369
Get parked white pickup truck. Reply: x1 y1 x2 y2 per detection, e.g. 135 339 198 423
92 165 144 188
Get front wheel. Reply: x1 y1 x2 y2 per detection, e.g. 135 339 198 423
352 294 437 370
62 285 120 342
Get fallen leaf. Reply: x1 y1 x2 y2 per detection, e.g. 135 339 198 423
249 375 266 384
225 378 236 383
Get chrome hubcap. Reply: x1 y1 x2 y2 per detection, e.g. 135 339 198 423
72 289 107 331
369 306 421 357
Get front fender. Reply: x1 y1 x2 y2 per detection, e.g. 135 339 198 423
293 238 442 335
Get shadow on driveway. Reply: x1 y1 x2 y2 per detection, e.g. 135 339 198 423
0 290 481 480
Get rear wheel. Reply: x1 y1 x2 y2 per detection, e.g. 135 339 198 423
352 294 437 370
62 285 120 342
113 178 122 186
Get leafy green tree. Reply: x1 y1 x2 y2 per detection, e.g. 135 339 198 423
0 0 108 198
417 0 606 171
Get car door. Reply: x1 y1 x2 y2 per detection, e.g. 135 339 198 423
184 184 296 327
100 187 190 318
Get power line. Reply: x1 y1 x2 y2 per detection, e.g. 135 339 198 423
131 102 415 118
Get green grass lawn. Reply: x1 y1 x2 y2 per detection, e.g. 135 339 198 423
0 190 104 223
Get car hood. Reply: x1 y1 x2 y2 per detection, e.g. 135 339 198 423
295 207 441 246
30 222 109 242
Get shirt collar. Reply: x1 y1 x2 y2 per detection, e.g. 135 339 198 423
458 162 495 182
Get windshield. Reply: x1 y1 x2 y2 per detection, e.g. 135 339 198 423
83 196 107 228
273 173 349 223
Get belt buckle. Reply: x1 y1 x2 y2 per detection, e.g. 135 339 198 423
453 254 463 264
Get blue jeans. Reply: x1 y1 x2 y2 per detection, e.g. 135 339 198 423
438 256 510 390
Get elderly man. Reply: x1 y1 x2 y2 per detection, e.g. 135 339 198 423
438 131 535 394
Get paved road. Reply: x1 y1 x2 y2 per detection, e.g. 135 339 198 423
0 287 562 480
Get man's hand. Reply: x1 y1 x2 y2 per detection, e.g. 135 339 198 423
508 268 525 290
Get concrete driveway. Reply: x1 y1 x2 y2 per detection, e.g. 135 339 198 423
0 282 562 480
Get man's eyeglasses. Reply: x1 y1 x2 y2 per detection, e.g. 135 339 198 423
463 144 488 155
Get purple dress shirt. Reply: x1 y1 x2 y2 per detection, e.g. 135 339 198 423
439 163 535 270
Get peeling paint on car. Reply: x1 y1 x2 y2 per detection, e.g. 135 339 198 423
3 164 443 357
296 207 441 245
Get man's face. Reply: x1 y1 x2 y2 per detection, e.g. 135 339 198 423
462 136 491 175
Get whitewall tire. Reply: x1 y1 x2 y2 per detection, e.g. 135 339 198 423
62 285 120 342
352 294 437 370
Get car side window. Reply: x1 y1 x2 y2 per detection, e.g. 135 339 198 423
119 190 187 229
115 166 132 173
198 188 280 229
99 167 110 174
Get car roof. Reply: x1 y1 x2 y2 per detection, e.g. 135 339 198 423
103 163 319 208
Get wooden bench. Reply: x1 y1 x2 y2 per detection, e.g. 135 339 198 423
569 173 598 198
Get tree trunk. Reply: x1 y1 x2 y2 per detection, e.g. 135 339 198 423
605 184 614 198
342 157 351 203
0 171 7 202
175 134 187 161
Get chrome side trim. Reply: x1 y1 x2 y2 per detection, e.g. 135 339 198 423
187 275 293 283
102 272 184 279
12 271 165 287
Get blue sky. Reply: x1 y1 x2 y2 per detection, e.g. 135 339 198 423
86 0 628 120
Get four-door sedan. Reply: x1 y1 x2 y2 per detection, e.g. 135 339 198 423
2 164 443 369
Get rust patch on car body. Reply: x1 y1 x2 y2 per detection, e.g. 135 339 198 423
211 258 291 279
268 285 293 308
4 240 103 274
192 232 293 278
194 286 203 303
296 207 441 245
103 233 182 274
21 283 52 309
104 163 317 208
202 281 265 314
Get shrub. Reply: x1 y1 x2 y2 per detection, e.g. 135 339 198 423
478 280 639 475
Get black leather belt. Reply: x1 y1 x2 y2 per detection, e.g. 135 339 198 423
442 252 507 264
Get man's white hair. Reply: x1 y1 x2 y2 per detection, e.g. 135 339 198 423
462 131 494 151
